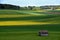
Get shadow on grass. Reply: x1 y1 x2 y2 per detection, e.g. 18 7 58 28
0 15 59 21
0 24 60 32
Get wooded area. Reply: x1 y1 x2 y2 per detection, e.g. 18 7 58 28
0 4 60 10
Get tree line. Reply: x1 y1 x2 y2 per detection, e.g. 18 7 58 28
0 4 60 10
0 4 20 10
0 4 37 10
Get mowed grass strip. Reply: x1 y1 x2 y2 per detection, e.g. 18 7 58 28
0 15 34 18
0 21 59 26
0 12 54 18
0 14 48 18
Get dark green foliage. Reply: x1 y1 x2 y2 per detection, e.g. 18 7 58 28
0 4 20 10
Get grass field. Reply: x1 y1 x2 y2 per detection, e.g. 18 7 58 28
0 10 60 40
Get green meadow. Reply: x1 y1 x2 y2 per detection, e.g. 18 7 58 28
0 10 60 40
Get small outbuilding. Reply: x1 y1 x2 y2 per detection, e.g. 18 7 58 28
38 30 48 36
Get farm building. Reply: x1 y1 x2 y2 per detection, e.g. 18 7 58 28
38 30 48 36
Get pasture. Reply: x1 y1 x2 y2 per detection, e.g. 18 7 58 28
0 10 60 40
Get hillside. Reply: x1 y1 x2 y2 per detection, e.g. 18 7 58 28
0 10 60 40
0 10 60 26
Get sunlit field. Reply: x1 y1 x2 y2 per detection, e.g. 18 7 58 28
0 10 60 40
0 21 59 26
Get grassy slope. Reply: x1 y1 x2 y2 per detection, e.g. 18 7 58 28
0 31 60 40
0 24 60 40
0 10 60 40
0 10 60 24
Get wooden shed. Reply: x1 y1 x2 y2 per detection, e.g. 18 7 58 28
38 30 48 36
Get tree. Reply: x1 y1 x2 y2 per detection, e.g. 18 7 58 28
28 6 33 10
